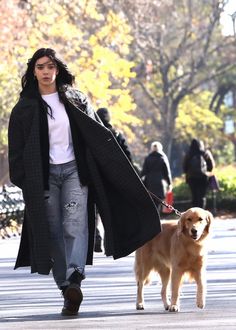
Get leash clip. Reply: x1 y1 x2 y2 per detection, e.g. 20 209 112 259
148 191 182 217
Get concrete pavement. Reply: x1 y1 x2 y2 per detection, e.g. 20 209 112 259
0 218 236 329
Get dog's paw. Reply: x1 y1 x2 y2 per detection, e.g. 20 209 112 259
164 303 170 311
197 301 205 309
197 295 205 309
136 303 145 310
168 304 179 312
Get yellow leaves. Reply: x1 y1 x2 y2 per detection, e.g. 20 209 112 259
49 20 81 40
79 0 103 20
78 70 112 103
1 0 140 147
89 35 98 47
72 42 136 110
94 10 133 55
0 128 8 148
175 92 223 145
109 93 140 142
106 11 132 40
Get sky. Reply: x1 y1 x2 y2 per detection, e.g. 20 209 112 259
221 0 236 35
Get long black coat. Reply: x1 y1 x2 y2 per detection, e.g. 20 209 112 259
141 151 172 200
8 90 161 275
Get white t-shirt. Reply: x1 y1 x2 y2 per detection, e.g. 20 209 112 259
41 92 75 164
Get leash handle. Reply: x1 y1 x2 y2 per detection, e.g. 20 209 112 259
148 191 182 217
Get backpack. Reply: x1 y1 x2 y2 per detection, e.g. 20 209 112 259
188 154 207 177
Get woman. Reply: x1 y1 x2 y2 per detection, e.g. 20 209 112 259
183 138 215 208
141 141 172 210
8 48 161 316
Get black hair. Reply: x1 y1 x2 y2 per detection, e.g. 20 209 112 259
20 48 75 117
189 138 205 156
96 107 111 127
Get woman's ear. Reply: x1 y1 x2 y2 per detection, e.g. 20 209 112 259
177 212 185 237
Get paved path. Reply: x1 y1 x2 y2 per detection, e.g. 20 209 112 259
0 218 236 329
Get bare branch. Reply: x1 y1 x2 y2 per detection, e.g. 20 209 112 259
138 81 161 109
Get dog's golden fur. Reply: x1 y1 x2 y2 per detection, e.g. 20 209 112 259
135 207 213 312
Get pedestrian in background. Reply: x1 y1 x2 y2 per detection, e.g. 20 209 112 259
8 48 161 316
96 107 132 162
183 138 215 208
141 141 172 211
95 107 133 253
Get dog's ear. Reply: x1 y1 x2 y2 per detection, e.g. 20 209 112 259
205 210 213 233
177 212 185 237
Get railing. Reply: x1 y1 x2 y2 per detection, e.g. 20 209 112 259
0 186 24 239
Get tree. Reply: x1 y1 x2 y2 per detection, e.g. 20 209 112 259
0 0 139 184
0 0 29 184
115 0 236 157
20 0 139 138
0 0 28 152
175 91 223 145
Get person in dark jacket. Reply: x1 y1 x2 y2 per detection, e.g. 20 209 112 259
96 107 132 162
141 141 172 210
183 138 215 209
8 48 161 316
95 107 132 252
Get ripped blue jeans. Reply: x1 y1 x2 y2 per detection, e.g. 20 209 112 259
44 160 88 288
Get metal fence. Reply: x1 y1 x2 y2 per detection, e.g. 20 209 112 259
0 185 24 239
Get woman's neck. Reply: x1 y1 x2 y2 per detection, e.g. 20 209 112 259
39 84 57 96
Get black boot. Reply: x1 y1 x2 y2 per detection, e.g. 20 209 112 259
61 271 85 316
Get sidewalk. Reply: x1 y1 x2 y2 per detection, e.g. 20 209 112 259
0 218 236 329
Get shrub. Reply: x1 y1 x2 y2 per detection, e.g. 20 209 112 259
214 165 236 200
172 176 190 200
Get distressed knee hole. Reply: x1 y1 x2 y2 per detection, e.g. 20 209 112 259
64 201 78 212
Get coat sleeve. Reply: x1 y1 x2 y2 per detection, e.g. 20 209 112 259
8 106 25 189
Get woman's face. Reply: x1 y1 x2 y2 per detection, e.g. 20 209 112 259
34 56 58 93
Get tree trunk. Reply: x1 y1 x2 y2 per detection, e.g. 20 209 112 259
162 102 178 159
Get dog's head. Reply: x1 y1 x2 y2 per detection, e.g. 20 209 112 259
177 207 213 241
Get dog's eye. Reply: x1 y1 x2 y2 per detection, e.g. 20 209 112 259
187 218 192 222
198 218 203 222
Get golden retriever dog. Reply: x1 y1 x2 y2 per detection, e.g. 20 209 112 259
135 207 213 312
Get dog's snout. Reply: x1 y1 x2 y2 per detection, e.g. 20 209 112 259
191 228 197 235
